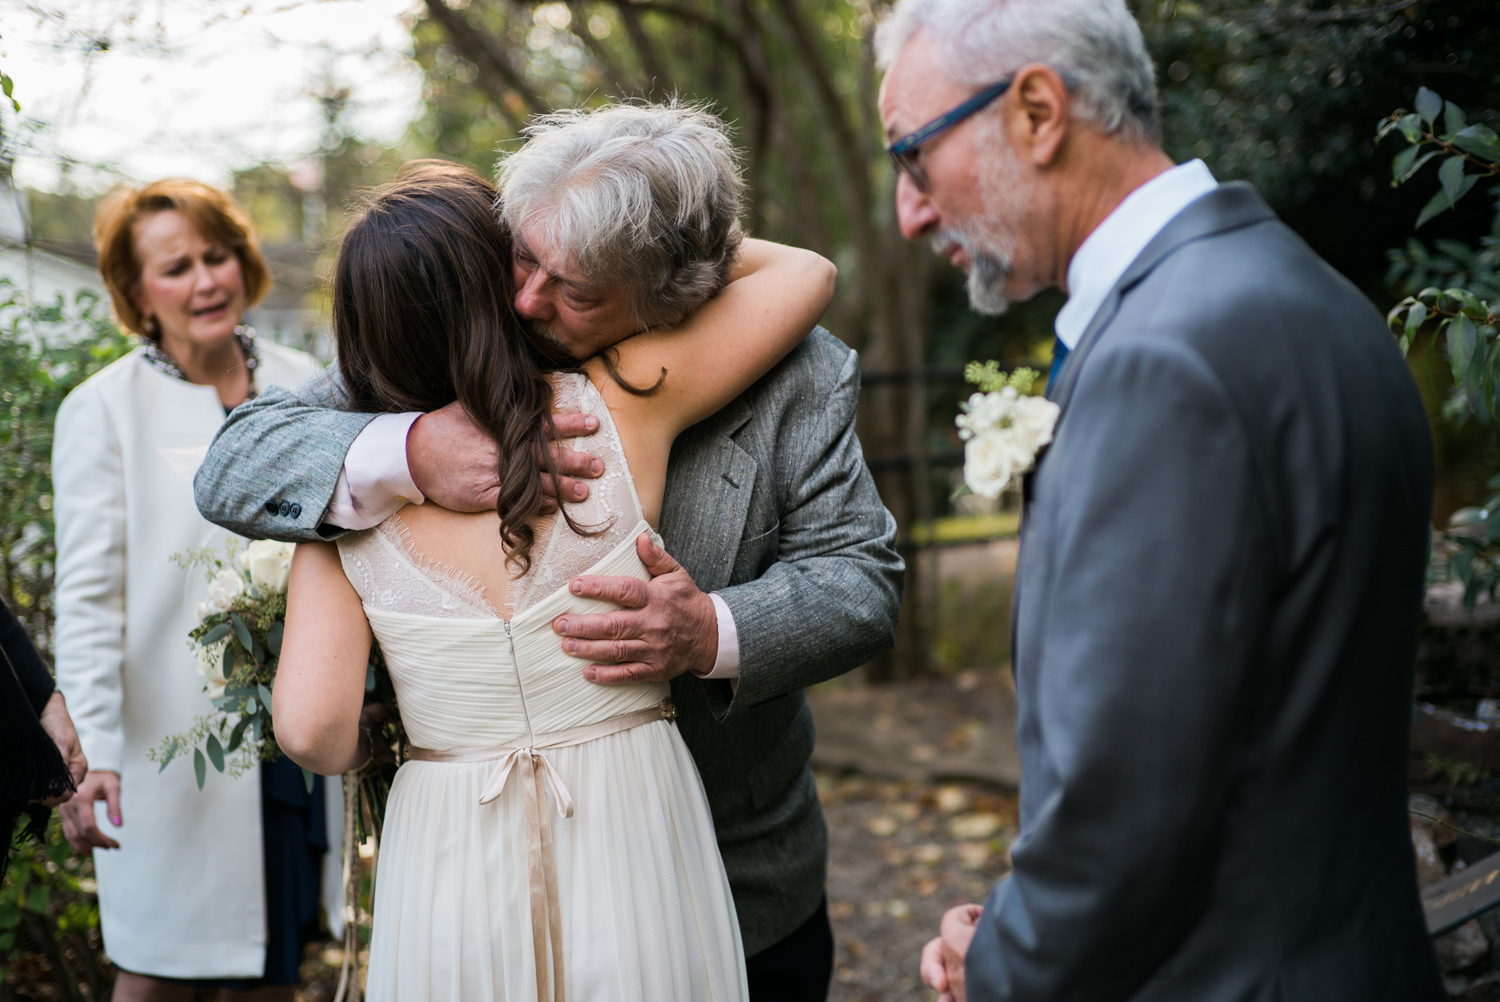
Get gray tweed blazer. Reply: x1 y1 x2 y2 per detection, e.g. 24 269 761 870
193 327 904 955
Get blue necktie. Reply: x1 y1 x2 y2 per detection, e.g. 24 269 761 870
1046 336 1070 394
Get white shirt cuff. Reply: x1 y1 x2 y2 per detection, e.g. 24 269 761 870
324 412 425 530
694 592 740 680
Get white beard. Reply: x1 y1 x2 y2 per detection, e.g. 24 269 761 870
932 125 1035 317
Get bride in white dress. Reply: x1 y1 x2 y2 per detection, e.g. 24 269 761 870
270 161 835 1001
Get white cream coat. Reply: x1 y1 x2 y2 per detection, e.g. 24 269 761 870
53 342 343 979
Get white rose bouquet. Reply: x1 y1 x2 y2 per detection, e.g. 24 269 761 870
955 361 1060 499
157 539 405 998
153 539 404 795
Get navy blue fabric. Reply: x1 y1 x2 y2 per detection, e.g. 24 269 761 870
1046 337 1070 394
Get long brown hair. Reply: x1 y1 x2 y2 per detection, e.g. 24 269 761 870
333 160 580 571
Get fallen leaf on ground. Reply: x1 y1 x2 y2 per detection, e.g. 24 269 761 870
949 812 1003 839
956 841 993 868
935 786 970 814
912 843 945 865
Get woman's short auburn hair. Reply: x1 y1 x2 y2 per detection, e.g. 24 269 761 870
93 178 272 338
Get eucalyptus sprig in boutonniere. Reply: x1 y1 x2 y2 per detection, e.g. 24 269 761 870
955 361 1060 498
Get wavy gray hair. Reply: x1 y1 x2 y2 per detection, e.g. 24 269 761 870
497 102 745 330
875 0 1160 145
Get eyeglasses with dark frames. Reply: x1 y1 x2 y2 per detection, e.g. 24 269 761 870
886 78 1013 191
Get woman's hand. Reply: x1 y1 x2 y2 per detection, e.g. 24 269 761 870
36 691 88 805
58 770 122 852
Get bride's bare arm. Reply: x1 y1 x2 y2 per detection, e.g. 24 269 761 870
599 237 836 437
274 542 373 775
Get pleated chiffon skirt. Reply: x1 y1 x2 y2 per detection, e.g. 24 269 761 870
366 720 748 1001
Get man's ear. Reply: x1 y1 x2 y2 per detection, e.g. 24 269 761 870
1006 63 1071 168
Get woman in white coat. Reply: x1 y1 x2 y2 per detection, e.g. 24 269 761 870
53 179 338 1001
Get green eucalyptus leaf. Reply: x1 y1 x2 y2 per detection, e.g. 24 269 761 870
246 696 258 716
1387 297 1418 329
1398 113 1423 144
1398 333 1412 358
1395 150 1439 186
1392 146 1419 181
1405 302 1428 338
1417 189 1453 229
1376 117 1399 142
194 748 206 790
159 746 176 772
266 620 284 655
206 733 225 773
1444 101 1468 136
1449 313 1478 384
302 767 316 794
231 613 253 654
221 641 237 677
258 682 273 712
227 715 250 753
1440 155 1468 202
1416 86 1443 127
1452 125 1500 163
202 622 231 645
366 663 377 692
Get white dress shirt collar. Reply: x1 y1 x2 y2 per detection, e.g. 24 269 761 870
1054 159 1219 350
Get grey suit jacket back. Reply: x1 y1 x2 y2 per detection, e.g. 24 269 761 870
194 327 903 955
966 184 1442 1000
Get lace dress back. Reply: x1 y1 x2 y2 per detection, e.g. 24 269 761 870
337 372 653 624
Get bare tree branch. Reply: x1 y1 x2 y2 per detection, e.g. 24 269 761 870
423 0 548 116
614 2 671 99
564 1 644 95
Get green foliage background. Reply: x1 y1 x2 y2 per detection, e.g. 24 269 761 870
0 284 130 991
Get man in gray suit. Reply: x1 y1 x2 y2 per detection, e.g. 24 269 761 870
877 1 1442 1000
194 106 903 1001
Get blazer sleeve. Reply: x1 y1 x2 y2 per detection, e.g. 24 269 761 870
193 368 374 543
52 384 129 774
712 346 904 718
0 598 54 714
965 340 1274 1002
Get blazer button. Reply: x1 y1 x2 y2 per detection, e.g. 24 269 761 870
264 500 280 515
289 503 302 519
279 501 292 517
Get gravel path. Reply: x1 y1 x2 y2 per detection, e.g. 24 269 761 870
820 771 1017 1001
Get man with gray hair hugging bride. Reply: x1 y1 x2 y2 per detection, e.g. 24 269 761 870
195 102 902 1001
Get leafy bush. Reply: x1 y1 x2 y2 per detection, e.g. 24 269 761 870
1 281 130 996
1381 88 1500 609
0 282 131 646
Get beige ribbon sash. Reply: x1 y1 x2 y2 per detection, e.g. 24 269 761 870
407 700 677 1002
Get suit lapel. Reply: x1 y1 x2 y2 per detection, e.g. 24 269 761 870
659 397 758 593
1016 183 1277 661
1046 182 1277 414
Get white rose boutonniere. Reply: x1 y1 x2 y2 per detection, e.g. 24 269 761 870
237 539 295 596
954 362 1060 499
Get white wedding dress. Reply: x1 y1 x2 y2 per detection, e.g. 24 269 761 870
336 374 748 1002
